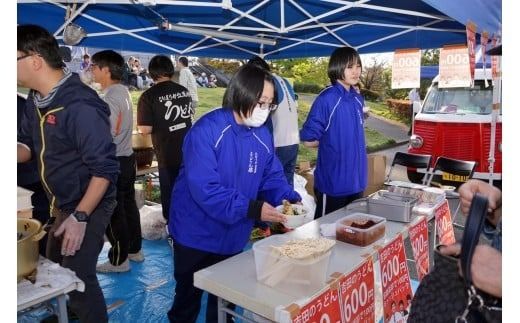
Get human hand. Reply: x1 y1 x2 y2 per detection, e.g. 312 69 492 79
54 215 87 256
260 202 287 224
458 179 501 215
439 244 502 297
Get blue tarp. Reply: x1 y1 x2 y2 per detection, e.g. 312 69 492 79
16 0 501 59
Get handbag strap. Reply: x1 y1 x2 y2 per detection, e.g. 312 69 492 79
460 193 488 286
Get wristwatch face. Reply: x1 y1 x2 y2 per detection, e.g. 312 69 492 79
73 211 89 223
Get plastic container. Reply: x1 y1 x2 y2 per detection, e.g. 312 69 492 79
17 187 34 211
252 235 334 296
335 213 386 247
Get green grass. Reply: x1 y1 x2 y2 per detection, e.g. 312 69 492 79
131 88 396 164
366 100 411 125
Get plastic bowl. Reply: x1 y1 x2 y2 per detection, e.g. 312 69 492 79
275 204 308 229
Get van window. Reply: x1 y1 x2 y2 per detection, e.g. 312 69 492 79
422 81 495 115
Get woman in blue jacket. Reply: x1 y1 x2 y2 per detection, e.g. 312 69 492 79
168 64 302 323
300 46 368 219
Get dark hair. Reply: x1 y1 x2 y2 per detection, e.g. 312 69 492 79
222 64 277 117
247 55 270 71
17 24 65 69
91 50 125 81
83 54 90 59
179 56 189 67
148 55 174 81
327 46 362 84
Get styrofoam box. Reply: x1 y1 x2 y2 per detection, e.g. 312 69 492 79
252 235 333 296
17 187 34 211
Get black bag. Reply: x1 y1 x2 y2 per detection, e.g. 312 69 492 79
408 193 501 323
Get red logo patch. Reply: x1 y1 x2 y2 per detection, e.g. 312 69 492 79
46 114 56 125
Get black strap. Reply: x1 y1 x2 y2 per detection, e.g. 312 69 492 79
460 193 488 286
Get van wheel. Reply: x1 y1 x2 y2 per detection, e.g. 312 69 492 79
407 170 426 184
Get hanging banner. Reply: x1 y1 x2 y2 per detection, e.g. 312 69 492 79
439 44 471 88
491 36 500 80
435 200 456 245
466 22 477 83
408 216 430 281
291 286 342 323
480 31 490 88
391 48 421 89
338 258 376 323
379 235 413 323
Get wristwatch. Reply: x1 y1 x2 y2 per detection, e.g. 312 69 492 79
71 210 89 223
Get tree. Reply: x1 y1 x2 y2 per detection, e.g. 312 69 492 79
360 57 387 92
421 49 439 66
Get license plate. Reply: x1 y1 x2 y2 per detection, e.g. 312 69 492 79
442 172 468 182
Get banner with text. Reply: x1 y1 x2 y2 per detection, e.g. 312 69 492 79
439 45 471 88
338 258 376 323
466 22 477 83
379 235 413 323
435 200 456 245
291 286 342 323
391 49 421 89
408 216 430 281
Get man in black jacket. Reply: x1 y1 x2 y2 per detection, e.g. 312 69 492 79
17 24 119 322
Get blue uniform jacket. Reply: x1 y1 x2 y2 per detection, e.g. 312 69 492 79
18 74 119 212
169 108 301 255
300 82 367 196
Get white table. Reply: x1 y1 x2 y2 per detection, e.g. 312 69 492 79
18 257 85 323
194 200 441 322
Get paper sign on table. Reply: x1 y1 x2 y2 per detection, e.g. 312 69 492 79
439 44 471 88
338 258 375 323
291 286 341 323
378 235 412 323
408 216 430 281
391 48 421 89
434 200 456 245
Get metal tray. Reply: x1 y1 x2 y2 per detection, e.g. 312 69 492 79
367 190 418 222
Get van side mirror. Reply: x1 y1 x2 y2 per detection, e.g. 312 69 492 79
413 101 422 114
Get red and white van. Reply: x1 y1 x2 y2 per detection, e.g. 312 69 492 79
408 69 501 187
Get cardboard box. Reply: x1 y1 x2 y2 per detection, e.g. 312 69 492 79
363 183 384 197
367 154 387 186
17 208 33 219
298 169 315 198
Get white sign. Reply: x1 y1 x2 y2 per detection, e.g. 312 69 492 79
439 45 471 88
391 49 421 89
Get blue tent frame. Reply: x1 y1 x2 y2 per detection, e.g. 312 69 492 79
17 0 501 59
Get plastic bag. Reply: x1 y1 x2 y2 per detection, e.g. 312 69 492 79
139 204 168 240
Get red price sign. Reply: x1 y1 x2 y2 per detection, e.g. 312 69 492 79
391 48 421 89
435 200 456 245
408 216 430 281
439 45 471 88
378 235 412 323
338 259 375 323
292 287 341 323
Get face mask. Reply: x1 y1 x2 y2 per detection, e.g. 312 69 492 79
242 106 270 127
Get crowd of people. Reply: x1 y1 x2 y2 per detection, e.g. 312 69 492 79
17 23 502 323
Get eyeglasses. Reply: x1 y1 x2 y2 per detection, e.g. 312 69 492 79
17 54 35 61
257 101 278 111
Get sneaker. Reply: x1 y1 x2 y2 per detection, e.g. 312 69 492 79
128 250 145 262
96 259 130 273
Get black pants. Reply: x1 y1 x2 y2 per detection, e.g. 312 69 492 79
313 188 363 219
168 242 236 323
158 166 180 223
106 154 142 265
46 198 116 323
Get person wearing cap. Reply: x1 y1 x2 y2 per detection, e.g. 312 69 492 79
17 24 119 321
